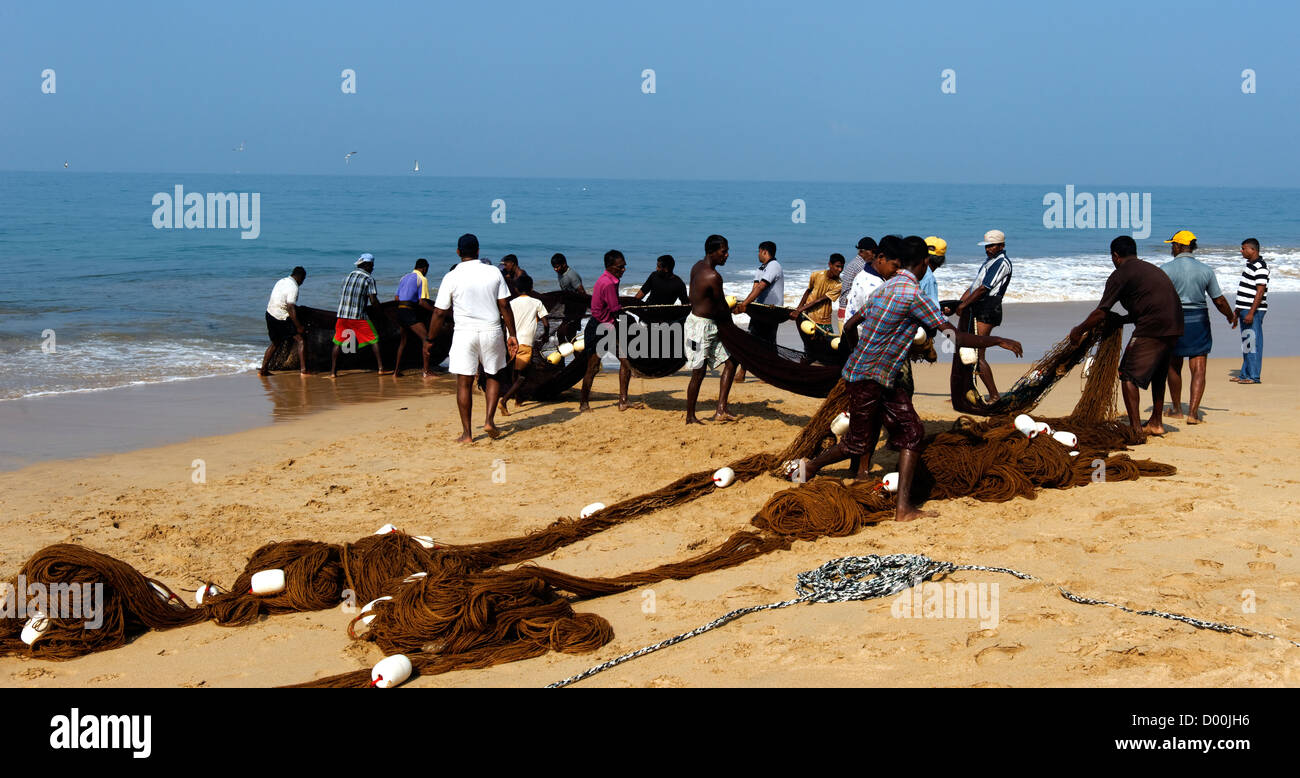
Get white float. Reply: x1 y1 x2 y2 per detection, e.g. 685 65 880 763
149 582 185 609
881 473 899 493
21 613 49 646
572 338 585 353
959 347 978 365
558 342 575 358
250 569 286 595
913 326 928 345
371 654 413 688
1068 451 1080 457
195 583 221 606
374 524 400 535
1051 430 1078 448
403 572 428 584
547 352 563 365
830 411 851 437
360 596 393 627
1014 414 1039 438
1035 421 1054 437
580 502 606 519
712 467 735 488
725 295 737 309
830 337 841 351
1082 356 1095 378
411 536 438 550
799 320 816 335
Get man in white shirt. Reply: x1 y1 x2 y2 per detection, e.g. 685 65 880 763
427 234 519 442
498 275 550 416
260 266 309 376
843 236 903 336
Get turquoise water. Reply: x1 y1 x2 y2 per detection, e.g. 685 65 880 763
1 171 1296 399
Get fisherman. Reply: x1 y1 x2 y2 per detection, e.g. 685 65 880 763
843 235 903 334
498 274 549 416
952 229 1013 402
685 234 740 424
922 236 946 307
551 253 585 341
393 258 437 377
1069 235 1183 437
790 253 845 329
579 250 640 412
426 234 519 441
260 266 310 376
635 254 690 305
734 240 785 383
1233 238 1270 384
836 237 877 334
500 254 532 298
331 253 389 378
1159 230 1236 422
793 243 1023 521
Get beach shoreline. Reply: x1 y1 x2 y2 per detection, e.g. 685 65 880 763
2 353 1297 688
3 295 1293 470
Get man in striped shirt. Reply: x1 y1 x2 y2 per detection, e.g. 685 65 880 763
791 243 1022 522
1233 238 1270 384
954 229 1013 402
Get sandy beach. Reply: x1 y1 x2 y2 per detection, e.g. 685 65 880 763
3 342 1298 688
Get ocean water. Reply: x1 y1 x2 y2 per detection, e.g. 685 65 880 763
1 172 1296 400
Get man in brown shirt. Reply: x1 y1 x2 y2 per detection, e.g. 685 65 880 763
1070 235 1184 437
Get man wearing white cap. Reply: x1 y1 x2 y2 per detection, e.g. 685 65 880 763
331 253 388 378
954 230 1013 401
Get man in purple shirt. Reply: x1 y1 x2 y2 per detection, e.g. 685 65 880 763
580 250 640 411
792 237 1021 522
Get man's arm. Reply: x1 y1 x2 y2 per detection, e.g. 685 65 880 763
286 303 305 333
737 280 767 314
957 285 986 313
1069 307 1109 345
1243 282 1266 325
790 286 814 318
426 307 450 342
497 298 519 357
936 322 1023 357
1212 295 1237 328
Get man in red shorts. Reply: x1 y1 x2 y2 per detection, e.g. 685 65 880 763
331 253 389 377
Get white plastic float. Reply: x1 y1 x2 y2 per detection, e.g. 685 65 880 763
371 654 413 688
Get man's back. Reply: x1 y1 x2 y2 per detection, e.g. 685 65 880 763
754 260 784 305
337 270 376 319
1100 258 1182 338
1160 255 1222 309
435 261 509 331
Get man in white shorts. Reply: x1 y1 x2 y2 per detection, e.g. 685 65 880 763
685 234 739 424
427 233 518 442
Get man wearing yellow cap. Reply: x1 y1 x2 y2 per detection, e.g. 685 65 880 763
920 237 946 308
1159 230 1237 424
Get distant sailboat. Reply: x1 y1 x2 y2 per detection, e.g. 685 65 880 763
63 161 68 168
233 141 246 152
413 160 420 172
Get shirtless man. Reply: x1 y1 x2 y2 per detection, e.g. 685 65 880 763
684 234 739 424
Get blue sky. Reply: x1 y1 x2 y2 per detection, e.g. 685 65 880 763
3 0 1297 185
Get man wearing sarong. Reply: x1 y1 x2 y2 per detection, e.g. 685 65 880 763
1159 230 1236 423
331 254 388 377
579 250 640 412
1070 235 1184 437
685 234 739 424
794 243 1022 521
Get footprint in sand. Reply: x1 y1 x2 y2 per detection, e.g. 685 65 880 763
89 673 122 683
1194 559 1224 570
1247 561 1275 572
13 667 55 680
974 643 1026 665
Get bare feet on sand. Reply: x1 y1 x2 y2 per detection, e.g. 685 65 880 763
710 411 739 422
498 400 511 417
1164 405 1184 419
483 425 501 440
618 400 647 411
579 403 592 413
895 508 938 522
1141 422 1166 436
454 433 473 443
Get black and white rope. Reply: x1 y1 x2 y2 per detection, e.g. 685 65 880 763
545 553 1297 688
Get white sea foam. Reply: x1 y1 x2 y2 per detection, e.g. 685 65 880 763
0 338 263 401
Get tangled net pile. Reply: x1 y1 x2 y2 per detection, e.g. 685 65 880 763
1 327 1175 686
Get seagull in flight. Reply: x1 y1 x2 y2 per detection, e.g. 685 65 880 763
233 141 246 152
345 151 358 164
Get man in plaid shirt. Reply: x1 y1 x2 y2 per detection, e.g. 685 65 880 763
792 237 1022 522
331 253 389 377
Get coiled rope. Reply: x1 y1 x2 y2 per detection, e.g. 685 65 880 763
545 553 1299 688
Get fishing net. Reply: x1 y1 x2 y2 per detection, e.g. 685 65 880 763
1 313 1175 685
